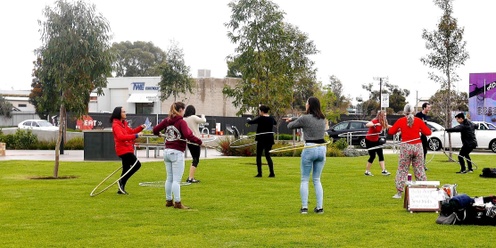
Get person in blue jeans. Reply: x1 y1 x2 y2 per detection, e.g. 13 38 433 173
286 97 327 214
153 102 202 209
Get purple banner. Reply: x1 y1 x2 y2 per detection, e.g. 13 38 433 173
469 73 496 125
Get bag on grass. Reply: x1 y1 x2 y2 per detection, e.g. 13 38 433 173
436 194 472 225
480 168 496 178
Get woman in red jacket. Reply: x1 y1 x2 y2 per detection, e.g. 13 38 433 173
153 102 202 209
110 106 145 195
388 104 432 199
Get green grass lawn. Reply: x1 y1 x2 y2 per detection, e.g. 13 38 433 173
1 152 495 247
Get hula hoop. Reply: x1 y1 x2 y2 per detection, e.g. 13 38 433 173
229 132 275 149
269 141 331 153
337 132 381 138
159 133 217 149
441 149 479 170
367 138 420 151
138 181 191 187
90 159 140 197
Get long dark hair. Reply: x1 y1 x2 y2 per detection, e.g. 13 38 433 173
109 106 122 123
306 97 325 119
184 105 196 118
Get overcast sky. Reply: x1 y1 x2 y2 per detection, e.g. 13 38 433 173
1 0 495 106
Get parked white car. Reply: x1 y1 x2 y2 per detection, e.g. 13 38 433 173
18 119 59 131
427 121 496 153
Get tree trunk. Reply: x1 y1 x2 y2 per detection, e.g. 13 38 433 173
53 104 65 178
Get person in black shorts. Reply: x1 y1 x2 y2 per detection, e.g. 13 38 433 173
415 102 431 171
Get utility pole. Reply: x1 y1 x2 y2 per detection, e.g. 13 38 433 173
373 77 388 110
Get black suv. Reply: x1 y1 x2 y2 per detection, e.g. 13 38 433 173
326 120 369 148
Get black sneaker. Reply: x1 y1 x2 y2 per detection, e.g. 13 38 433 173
424 166 428 171
117 189 128 195
300 208 308 214
254 174 262 178
456 170 467 174
268 174 275 178
186 178 200 183
314 207 324 214
117 181 128 194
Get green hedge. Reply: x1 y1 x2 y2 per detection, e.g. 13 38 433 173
0 130 84 150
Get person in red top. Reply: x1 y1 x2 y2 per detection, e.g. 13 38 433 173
364 110 392 176
153 102 202 209
110 106 146 195
388 104 432 199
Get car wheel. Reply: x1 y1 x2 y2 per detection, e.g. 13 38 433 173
359 138 366 148
490 140 496 153
428 138 441 151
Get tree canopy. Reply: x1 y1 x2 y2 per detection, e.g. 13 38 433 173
421 0 469 128
223 0 318 120
0 95 14 118
428 89 468 125
361 81 409 114
157 41 193 102
111 41 166 77
33 0 114 177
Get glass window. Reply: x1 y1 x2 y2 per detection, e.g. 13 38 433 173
135 103 154 114
333 122 348 131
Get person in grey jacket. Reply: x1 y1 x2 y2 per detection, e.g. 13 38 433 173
445 112 478 174
286 97 327 214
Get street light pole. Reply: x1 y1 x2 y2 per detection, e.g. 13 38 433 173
373 76 388 110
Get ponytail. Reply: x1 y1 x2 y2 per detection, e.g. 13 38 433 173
168 102 185 118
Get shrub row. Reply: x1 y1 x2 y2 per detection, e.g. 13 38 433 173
0 129 84 150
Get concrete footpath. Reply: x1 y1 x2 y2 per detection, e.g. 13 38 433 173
0 148 225 162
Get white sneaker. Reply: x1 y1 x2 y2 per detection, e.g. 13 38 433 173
392 192 402 199
381 170 391 176
364 171 374 176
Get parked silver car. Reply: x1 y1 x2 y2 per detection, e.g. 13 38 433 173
427 121 496 153
18 119 59 131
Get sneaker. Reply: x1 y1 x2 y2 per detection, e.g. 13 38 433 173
392 192 402 199
314 207 324 214
381 170 391 176
186 178 200 183
468 169 474 173
424 166 428 171
254 174 262 178
117 189 128 195
456 170 467 174
117 181 128 195
364 171 374 176
268 174 275 178
300 208 308 214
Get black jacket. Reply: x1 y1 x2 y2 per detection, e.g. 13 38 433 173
445 119 478 148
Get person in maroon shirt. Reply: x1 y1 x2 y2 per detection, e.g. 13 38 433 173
153 102 202 209
110 106 146 195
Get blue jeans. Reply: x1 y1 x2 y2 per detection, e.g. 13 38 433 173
164 149 185 202
300 144 326 209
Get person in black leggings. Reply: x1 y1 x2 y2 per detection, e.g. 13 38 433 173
110 106 145 195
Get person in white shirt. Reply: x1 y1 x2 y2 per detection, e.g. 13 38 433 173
183 105 207 183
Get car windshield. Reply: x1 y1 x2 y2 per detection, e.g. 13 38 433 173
427 121 444 131
485 122 496 130
37 121 54 127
